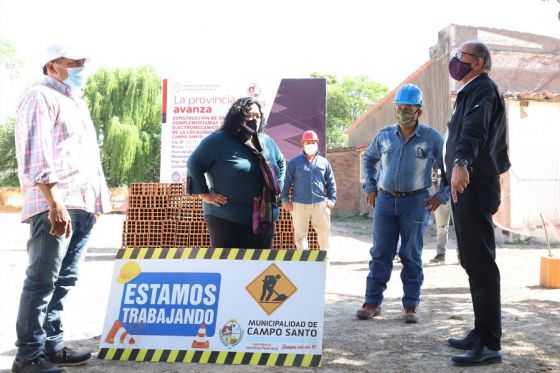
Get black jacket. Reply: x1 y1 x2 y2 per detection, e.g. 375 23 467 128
444 73 511 183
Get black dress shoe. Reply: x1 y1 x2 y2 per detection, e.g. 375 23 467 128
45 347 91 367
451 342 502 366
12 356 65 373
448 329 479 350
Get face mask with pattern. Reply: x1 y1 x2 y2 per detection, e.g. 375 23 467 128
395 109 418 128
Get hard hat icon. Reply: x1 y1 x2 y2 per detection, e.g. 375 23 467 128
116 261 141 284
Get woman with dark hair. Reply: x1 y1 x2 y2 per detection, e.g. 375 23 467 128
187 97 285 248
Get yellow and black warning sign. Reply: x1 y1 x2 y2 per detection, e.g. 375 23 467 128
245 263 297 315
101 248 326 367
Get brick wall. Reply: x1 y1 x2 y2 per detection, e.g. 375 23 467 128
123 183 319 249
328 149 361 216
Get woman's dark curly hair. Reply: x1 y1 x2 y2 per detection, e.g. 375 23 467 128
221 97 266 134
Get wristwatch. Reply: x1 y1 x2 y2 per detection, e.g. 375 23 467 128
453 158 469 167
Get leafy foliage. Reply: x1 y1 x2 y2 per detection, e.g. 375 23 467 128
0 39 22 186
0 39 22 78
0 117 19 186
312 73 388 149
101 117 140 186
83 67 162 186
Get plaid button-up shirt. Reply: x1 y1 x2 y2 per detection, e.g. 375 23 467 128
15 76 111 222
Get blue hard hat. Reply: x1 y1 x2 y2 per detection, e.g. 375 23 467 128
393 84 423 105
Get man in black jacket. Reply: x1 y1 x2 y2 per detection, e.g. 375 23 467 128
444 40 510 366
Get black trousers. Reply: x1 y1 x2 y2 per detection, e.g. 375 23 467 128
205 215 274 249
451 176 502 351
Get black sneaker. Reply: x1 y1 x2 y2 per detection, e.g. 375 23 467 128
45 347 91 367
12 356 65 373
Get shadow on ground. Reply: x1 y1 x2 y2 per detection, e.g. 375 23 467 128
322 295 560 372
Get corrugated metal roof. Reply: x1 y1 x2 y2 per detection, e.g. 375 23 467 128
502 91 560 101
489 52 560 94
346 25 560 136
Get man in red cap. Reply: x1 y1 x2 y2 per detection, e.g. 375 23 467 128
281 130 337 250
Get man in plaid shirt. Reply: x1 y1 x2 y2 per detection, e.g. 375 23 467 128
12 44 111 373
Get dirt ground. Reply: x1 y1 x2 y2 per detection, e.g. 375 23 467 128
1 213 559 373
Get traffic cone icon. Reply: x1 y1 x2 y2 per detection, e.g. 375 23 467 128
105 320 136 345
191 323 210 349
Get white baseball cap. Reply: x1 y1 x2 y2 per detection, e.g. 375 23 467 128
42 44 89 68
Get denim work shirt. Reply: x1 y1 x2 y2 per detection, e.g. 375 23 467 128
363 123 448 203
281 153 337 204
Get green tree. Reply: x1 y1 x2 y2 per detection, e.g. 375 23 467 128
0 117 18 186
83 66 161 186
0 40 22 186
312 73 388 149
0 38 22 78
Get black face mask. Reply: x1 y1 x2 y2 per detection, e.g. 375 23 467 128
241 119 258 135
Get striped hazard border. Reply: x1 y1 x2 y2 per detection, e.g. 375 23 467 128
98 349 322 367
98 248 326 367
114 247 327 262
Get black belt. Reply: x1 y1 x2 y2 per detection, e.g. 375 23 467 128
379 188 426 197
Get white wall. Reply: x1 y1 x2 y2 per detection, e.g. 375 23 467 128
507 99 560 231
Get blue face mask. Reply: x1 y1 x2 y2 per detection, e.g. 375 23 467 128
63 67 87 89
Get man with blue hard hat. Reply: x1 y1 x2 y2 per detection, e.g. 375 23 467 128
356 83 448 323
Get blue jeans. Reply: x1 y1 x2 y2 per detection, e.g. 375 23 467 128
365 190 429 308
16 210 95 361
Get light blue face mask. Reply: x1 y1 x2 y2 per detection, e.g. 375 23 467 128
63 67 87 89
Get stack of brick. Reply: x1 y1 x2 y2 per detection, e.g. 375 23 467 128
123 183 318 249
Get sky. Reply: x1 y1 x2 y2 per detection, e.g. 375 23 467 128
0 0 559 120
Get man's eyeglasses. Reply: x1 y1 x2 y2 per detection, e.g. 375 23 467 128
454 51 477 60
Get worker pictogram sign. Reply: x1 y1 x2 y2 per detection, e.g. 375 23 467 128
245 263 297 315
